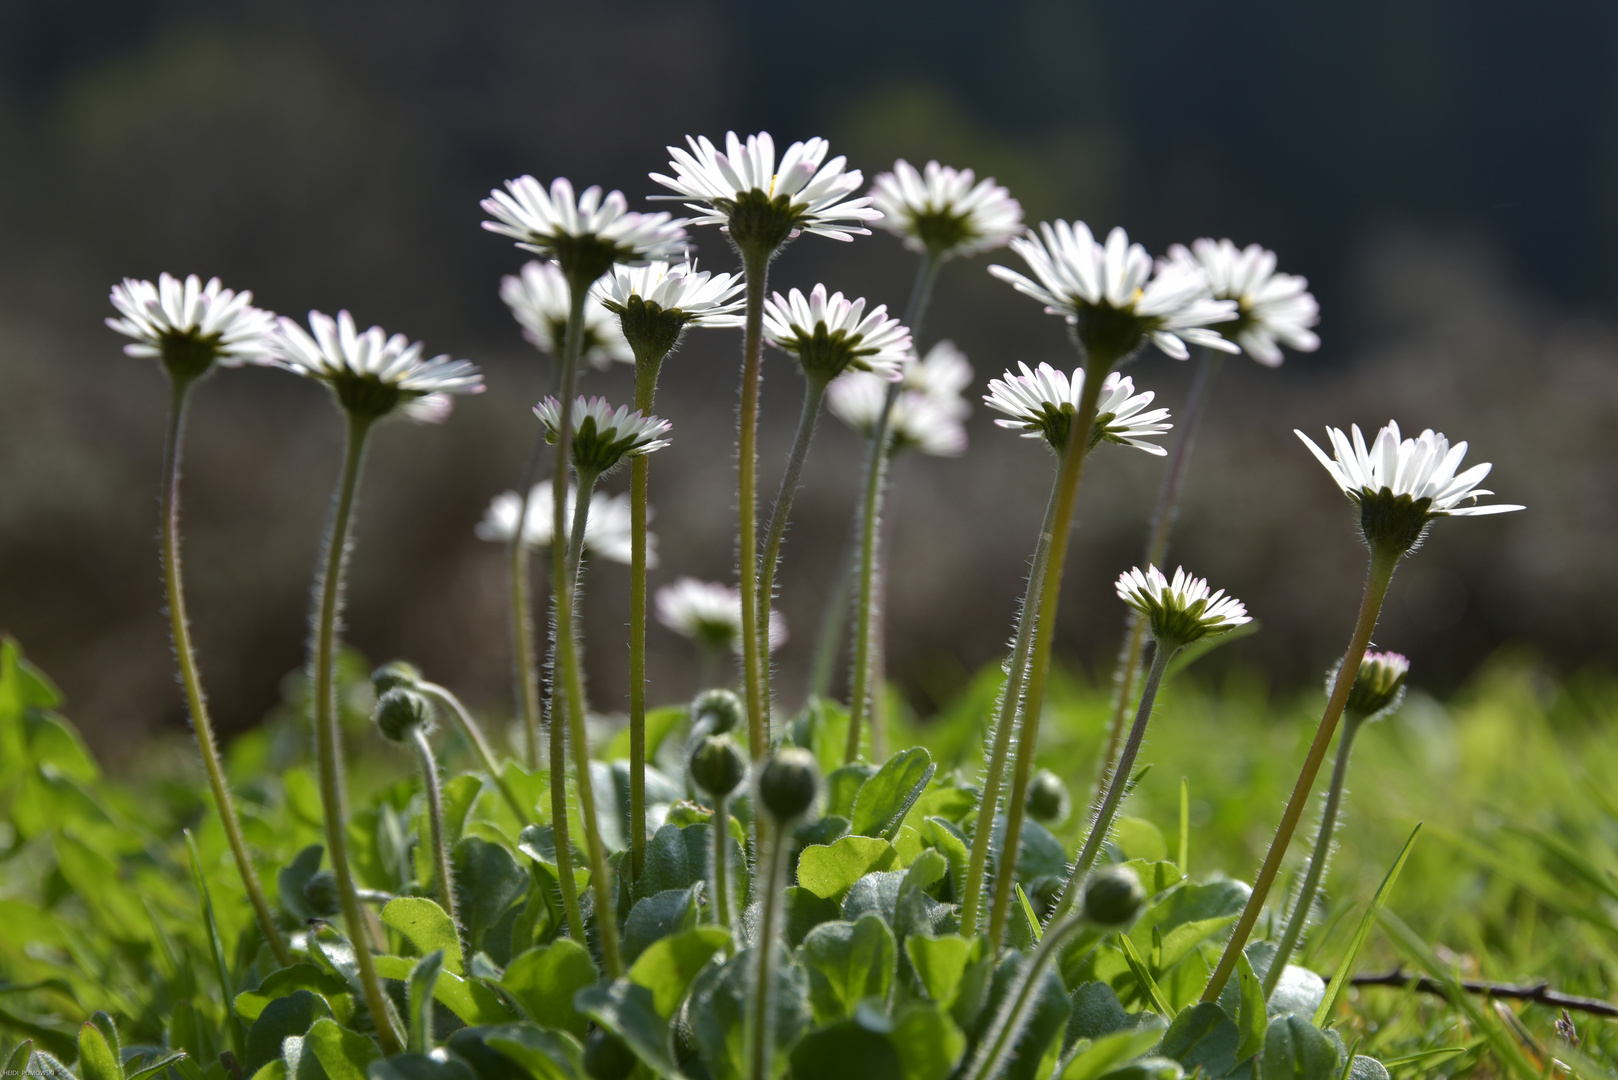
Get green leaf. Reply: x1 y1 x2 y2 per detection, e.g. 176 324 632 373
237 966 353 1023
621 885 701 964
823 765 876 819
850 748 935 840
574 981 680 1079
1235 949 1267 1061
303 1019 380 1080
452 837 527 955
244 991 333 1077
920 819 970 901
1115 935 1170 1016
1313 823 1421 1026
787 1017 901 1080
978 952 1071 1080
628 925 730 1020
125 1054 187 1080
279 845 326 923
372 956 514 1027
605 705 685 761
799 916 897 1024
366 1054 476 1080
690 945 810 1080
1160 1003 1239 1078
1110 818 1167 863
407 952 445 1055
1060 1020 1167 1080
905 934 969 1007
1118 861 1183 899
796 836 899 901
782 887 842 948
77 1016 123 1080
1375 1047 1467 1069
382 898 466 976
186 830 245 1056
889 1001 967 1080
1347 1056 1390 1080
481 1024 584 1080
281 1033 326 1080
1262 1015 1339 1080
4 1041 33 1080
501 940 596 1037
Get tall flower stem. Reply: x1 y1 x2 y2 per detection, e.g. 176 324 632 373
558 464 623 976
736 246 773 759
409 727 460 939
312 411 400 1056
758 377 829 713
628 354 664 888
986 367 1108 950
507 434 548 770
1096 349 1223 786
1262 713 1365 998
747 817 790 1080
1202 546 1399 1001
1051 640 1177 921
709 793 732 933
957 480 1062 936
160 378 292 969
416 681 531 826
963 910 1092 1080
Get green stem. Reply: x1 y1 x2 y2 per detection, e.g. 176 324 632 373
1096 349 1223 798
417 681 531 826
737 246 772 760
710 793 731 933
1263 714 1365 998
1051 640 1178 921
312 411 400 1056
1202 547 1399 1001
964 910 1092 1080
986 370 1107 950
958 478 1063 937
629 355 664 889
159 378 292 969
409 727 460 940
759 376 829 716
508 432 548 770
748 817 790 1080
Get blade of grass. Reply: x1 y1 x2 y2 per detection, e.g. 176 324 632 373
1314 822 1421 1027
1378 1046 1471 1069
1116 933 1172 1016
1177 777 1190 878
185 830 245 1057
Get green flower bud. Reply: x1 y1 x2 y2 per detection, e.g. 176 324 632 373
1027 769 1069 824
303 870 340 917
373 686 432 743
691 688 743 735
371 659 423 696
757 747 820 823
690 735 748 799
1336 650 1410 720
583 1029 636 1080
1083 865 1145 927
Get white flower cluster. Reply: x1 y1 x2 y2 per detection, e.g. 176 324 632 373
827 341 974 457
475 481 648 565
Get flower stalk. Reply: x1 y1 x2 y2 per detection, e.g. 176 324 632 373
627 359 660 886
758 375 829 711
737 245 773 759
408 726 460 938
415 680 531 826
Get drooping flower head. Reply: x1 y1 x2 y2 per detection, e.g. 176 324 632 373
273 311 483 422
1296 421 1524 555
655 577 787 655
827 374 967 457
1116 565 1251 650
869 159 1024 259
984 362 1171 454
1332 650 1410 721
650 131 879 255
107 274 277 381
535 396 672 477
990 222 1238 366
474 480 650 566
501 261 632 369
1167 239 1320 366
595 260 746 363
762 284 912 385
482 176 687 285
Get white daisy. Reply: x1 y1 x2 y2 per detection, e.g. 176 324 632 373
595 260 746 328
869 159 1023 259
273 310 483 422
983 362 1171 454
474 480 649 566
654 577 787 654
901 340 974 417
1296 421 1524 523
1116 564 1251 648
106 273 277 377
762 284 912 384
989 221 1238 361
1335 650 1409 719
1166 239 1320 366
826 375 967 457
481 176 687 281
650 131 879 248
534 396 672 475
501 261 632 369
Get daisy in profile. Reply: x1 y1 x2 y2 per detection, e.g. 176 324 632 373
984 362 1171 454
762 284 912 385
475 481 651 566
827 374 967 457
535 396 673 480
482 176 686 286
502 261 632 369
870 159 1023 260
273 310 483 423
1167 239 1319 366
596 259 747 351
656 577 788 656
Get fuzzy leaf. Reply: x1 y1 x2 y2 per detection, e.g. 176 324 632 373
304 1018 380 1080
796 836 899 901
628 925 730 1020
1262 1014 1340 1080
800 916 897 1024
851 748 935 840
501 940 596 1037
382 898 465 975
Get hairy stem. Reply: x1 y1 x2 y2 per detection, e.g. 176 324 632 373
629 354 664 890
710 793 731 933
748 818 790 1080
737 246 772 759
312 411 400 1055
1202 547 1399 1001
964 911 1091 1080
410 727 460 940
160 378 292 968
759 376 828 717
417 681 530 825
508 432 548 770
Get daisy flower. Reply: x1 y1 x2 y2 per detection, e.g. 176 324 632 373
1335 650 1409 719
655 577 787 654
984 362 1171 454
273 310 483 422
901 339 974 416
990 221 1238 362
596 259 746 361
762 284 912 384
501 261 632 369
482 176 687 283
1116 565 1251 648
474 481 649 565
534 396 672 476
107 273 277 379
869 159 1023 259
827 375 967 457
1296 421 1524 553
650 131 879 252
1167 239 1320 366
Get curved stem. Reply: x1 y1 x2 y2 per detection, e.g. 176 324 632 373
1096 349 1223 795
410 727 460 940
1263 715 1364 997
159 378 292 969
987 371 1106 950
759 376 828 717
964 911 1092 1080
710 793 731 933
1051 640 1178 921
629 356 664 889
1202 548 1399 1002
312 411 400 1055
748 817 790 1080
508 433 549 770
958 479 1062 937
737 247 773 760
417 681 530 826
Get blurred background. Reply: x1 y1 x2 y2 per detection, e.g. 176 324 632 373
1 0 1615 756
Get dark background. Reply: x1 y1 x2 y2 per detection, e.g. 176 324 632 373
1 0 1614 755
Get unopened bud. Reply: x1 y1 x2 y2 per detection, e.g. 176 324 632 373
690 735 747 799
1333 650 1410 719
372 659 423 696
303 870 340 917
1083 866 1145 926
1027 769 1069 824
691 688 743 734
757 747 819 823
583 1029 636 1080
373 686 432 743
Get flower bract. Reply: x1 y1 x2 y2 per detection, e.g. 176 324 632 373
1335 650 1410 719
869 159 1023 259
474 481 649 565
596 260 746 362
535 396 672 475
984 362 1171 454
1116 564 1251 649
501 261 633 369
1167 239 1320 366
273 310 483 422
482 176 687 284
107 273 277 380
762 284 911 385
655 577 787 655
